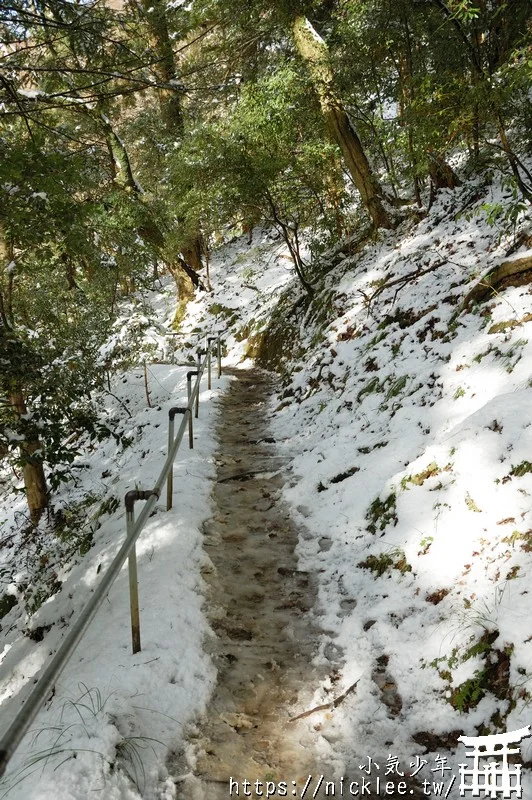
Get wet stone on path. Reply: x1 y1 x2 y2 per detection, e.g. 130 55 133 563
175 369 332 800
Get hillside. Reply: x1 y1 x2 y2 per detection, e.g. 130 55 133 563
2 0 532 796
174 177 532 785
1 173 532 797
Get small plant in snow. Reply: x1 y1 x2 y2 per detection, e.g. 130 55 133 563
468 176 529 241
358 547 412 577
365 492 398 535
0 684 165 798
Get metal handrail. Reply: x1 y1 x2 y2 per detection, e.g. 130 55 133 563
0 334 223 778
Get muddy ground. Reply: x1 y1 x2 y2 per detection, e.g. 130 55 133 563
176 369 334 799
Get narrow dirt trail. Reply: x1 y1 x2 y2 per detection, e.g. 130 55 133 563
178 368 332 799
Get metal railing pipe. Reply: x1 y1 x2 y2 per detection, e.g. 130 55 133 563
167 408 189 509
0 356 208 779
186 373 195 448
207 337 216 390
0 487 161 778
195 353 204 418
187 370 199 425
157 392 200 495
128 539 141 654
125 490 159 654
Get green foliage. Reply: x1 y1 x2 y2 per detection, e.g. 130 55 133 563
208 303 240 324
357 376 381 402
463 176 529 237
365 492 398 535
509 461 532 478
52 495 102 558
331 0 532 200
465 492 482 512
0 119 160 508
358 547 412 577
450 670 488 713
493 338 528 373
426 628 512 715
419 535 434 554
166 61 350 284
385 375 408 400
401 461 443 490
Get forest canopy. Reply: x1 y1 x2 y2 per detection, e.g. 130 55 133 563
1 0 531 520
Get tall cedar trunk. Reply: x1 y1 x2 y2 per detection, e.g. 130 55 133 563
428 153 462 190
141 0 202 296
0 223 15 328
1 227 47 523
292 16 393 230
140 0 185 135
169 265 194 305
181 239 203 273
400 16 422 206
9 389 48 524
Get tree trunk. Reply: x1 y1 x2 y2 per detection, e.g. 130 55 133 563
292 16 393 230
203 243 212 292
9 389 48 524
399 17 422 206
140 0 205 284
181 238 203 272
168 264 195 325
100 110 144 193
496 113 532 202
180 239 203 298
140 0 185 136
0 222 15 327
428 153 462 190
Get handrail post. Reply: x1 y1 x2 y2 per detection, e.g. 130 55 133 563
167 411 174 501
187 371 198 447
124 490 159 654
167 407 188 509
217 335 222 378
195 353 203 418
207 337 216 390
128 537 141 655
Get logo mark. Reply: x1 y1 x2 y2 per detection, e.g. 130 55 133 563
458 726 531 798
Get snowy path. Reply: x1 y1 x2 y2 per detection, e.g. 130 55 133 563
178 369 331 799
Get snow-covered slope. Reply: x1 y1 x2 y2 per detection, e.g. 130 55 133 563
269 203 532 781
1 174 532 797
